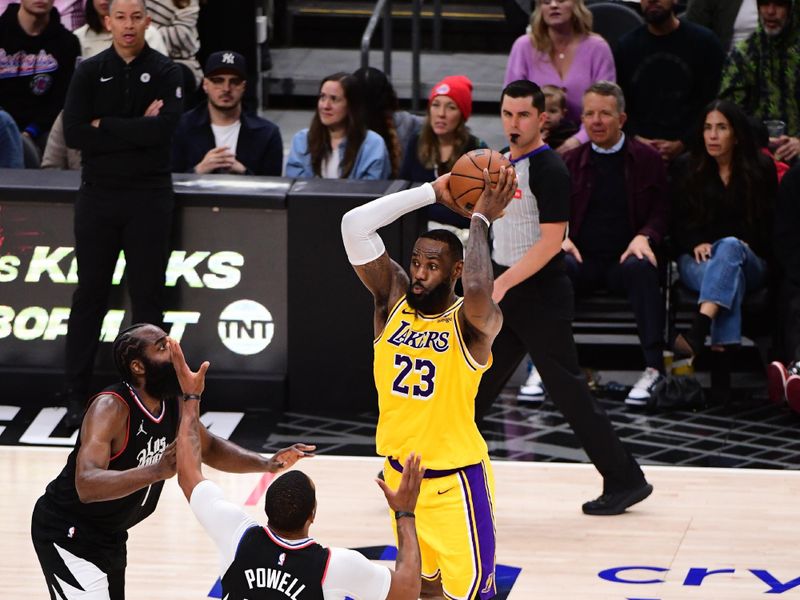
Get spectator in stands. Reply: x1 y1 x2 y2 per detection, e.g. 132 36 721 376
541 84 579 150
73 0 166 58
171 51 282 175
504 0 615 154
0 107 24 168
399 75 487 228
615 0 724 162
41 111 80 169
147 0 202 100
286 72 390 180
719 0 800 164
562 81 669 406
0 0 85 31
353 66 421 178
770 162 800 410
0 0 80 153
672 100 777 360
685 0 759 50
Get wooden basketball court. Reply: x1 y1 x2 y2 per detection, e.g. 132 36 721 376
4 446 798 599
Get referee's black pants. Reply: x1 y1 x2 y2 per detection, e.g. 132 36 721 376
475 261 646 494
64 183 174 395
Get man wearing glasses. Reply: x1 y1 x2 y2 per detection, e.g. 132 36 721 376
171 50 283 176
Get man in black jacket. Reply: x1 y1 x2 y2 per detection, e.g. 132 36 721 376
171 51 283 176
0 0 80 151
60 0 182 427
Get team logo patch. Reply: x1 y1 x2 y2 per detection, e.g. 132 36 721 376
222 52 235 64
140 72 151 83
434 83 450 95
30 74 52 95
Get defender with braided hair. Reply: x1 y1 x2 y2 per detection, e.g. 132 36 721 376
31 323 314 599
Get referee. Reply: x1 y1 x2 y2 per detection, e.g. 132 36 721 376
474 80 653 516
61 0 182 427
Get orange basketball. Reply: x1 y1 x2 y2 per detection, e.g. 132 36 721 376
449 149 513 213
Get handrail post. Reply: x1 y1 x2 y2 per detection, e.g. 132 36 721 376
361 0 388 71
383 0 392 76
411 0 421 111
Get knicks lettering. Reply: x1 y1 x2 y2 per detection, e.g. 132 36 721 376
244 568 306 598
387 320 449 352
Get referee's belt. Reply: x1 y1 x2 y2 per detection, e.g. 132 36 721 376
388 457 476 479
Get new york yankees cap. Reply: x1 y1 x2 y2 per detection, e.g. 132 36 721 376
204 51 247 79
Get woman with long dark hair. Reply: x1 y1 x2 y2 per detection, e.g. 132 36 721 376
286 72 390 179
352 66 421 179
673 99 777 358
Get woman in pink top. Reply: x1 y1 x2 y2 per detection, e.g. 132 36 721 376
505 0 615 153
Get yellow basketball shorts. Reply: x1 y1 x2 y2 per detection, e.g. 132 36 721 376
384 457 497 600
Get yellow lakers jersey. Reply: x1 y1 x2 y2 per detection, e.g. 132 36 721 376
374 296 491 470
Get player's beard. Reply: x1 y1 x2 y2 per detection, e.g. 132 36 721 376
406 278 453 314
141 356 183 400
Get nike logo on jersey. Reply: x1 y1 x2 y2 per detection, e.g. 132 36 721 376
100 76 113 82
437 487 454 495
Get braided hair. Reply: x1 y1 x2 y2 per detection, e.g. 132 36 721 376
112 323 150 381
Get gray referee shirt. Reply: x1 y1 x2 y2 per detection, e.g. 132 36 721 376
492 145 571 269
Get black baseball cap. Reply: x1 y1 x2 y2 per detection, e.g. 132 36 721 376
204 51 247 79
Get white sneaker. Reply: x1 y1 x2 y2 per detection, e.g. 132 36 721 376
625 367 663 406
519 366 545 398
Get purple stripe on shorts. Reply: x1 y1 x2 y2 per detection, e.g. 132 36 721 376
460 461 497 600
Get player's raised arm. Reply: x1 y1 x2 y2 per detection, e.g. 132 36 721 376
460 166 516 364
341 184 435 335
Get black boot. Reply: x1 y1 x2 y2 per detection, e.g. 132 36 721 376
674 313 712 358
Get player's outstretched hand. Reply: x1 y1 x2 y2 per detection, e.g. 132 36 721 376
268 443 317 473
431 173 472 219
376 453 425 513
474 165 516 223
168 337 209 398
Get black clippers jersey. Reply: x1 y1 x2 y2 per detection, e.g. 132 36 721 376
42 382 179 536
221 526 330 600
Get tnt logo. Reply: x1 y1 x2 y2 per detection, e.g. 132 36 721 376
218 300 274 355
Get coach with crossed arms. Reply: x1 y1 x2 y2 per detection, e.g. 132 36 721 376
60 0 182 428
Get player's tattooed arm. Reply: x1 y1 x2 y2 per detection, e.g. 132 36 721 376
353 255 409 337
460 166 516 363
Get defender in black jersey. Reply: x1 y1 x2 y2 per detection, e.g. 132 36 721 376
31 323 313 600
171 339 426 600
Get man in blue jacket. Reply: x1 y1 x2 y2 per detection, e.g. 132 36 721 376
172 51 283 176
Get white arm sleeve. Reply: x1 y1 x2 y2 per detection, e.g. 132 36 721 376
190 479 259 574
341 182 436 265
323 547 392 600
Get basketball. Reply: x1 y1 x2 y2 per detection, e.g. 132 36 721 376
449 149 513 213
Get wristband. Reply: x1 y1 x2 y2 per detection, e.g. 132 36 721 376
394 511 415 520
472 212 490 228
183 393 201 401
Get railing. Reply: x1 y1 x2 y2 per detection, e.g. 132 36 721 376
360 0 444 112
360 0 393 77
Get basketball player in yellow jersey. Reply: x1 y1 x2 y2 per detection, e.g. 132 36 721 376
341 167 516 600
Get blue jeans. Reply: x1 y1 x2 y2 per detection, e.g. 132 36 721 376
677 237 767 345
